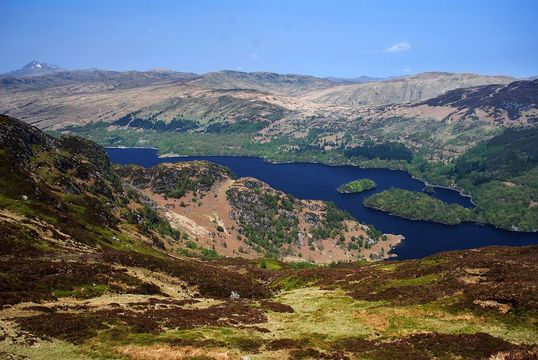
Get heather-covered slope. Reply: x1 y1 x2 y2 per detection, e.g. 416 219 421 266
1 115 538 360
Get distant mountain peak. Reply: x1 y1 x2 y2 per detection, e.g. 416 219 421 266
5 60 64 77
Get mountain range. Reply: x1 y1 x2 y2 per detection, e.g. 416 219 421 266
1 62 537 233
0 63 522 129
2 63 535 161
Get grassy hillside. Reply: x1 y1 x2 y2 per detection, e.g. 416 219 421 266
1 115 538 359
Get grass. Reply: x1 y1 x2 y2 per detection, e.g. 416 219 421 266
89 326 259 359
52 284 111 299
258 258 284 271
265 288 382 340
0 194 52 222
287 261 319 270
266 287 538 344
273 275 312 291
97 224 166 259
374 263 399 272
385 273 442 288
0 339 99 360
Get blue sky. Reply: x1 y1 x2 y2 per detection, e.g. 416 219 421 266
1 0 537 77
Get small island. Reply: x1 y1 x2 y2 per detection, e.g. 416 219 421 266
338 178 377 193
363 188 475 225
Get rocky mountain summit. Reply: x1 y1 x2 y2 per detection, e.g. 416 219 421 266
4 60 64 77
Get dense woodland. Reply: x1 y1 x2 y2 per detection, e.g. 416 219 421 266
338 179 377 193
364 188 475 225
420 127 538 231
344 141 414 162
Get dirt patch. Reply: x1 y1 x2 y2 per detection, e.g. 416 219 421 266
117 345 235 360
353 310 389 331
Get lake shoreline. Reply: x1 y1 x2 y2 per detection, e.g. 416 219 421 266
120 146 473 205
106 147 538 260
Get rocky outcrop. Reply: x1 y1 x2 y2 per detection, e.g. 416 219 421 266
226 178 300 250
0 115 118 202
0 114 53 167
116 162 232 195
116 159 401 262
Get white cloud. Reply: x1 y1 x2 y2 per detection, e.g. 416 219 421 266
384 42 411 53
404 68 412 72
249 53 261 60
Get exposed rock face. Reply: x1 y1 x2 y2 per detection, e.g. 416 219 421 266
226 177 299 246
54 135 111 174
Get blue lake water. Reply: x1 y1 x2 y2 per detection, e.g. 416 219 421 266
106 147 538 260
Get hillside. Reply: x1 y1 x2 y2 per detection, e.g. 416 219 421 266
451 127 538 231
1 67 535 168
1 115 537 359
0 114 397 263
423 79 538 122
115 162 400 263
191 70 336 95
300 72 514 106
0 68 521 132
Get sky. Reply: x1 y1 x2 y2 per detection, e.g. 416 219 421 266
1 0 537 78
